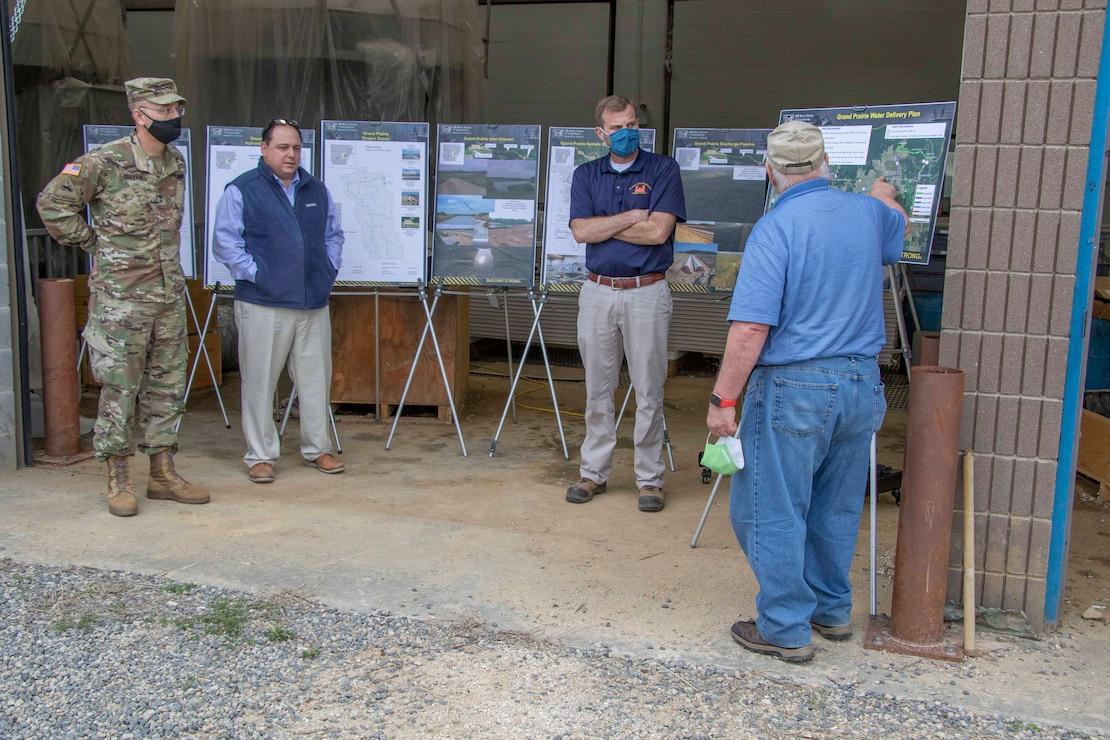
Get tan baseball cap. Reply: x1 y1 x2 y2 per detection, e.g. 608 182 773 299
124 77 187 107
766 120 825 174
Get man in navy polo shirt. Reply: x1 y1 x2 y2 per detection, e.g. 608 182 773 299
213 120 345 484
706 120 907 662
566 95 686 513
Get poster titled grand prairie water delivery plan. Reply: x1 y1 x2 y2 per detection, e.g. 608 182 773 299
322 121 429 286
778 101 956 264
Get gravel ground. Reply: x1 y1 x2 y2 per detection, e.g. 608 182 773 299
0 558 1102 740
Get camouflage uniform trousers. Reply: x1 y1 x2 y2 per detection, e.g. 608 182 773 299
84 292 188 462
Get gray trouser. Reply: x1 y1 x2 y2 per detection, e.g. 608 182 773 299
576 278 672 488
235 301 333 467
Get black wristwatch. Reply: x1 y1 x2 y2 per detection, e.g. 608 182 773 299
709 392 737 409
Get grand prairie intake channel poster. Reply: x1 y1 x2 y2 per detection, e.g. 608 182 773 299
431 124 541 287
777 102 956 264
672 127 770 293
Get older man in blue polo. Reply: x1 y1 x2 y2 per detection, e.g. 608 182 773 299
707 120 908 662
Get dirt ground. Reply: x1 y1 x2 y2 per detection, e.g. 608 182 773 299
2 361 1108 732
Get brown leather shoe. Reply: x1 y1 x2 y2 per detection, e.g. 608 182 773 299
248 462 275 483
304 453 345 474
566 478 606 503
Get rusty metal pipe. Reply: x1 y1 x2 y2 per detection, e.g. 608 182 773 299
38 278 81 457
889 365 964 646
920 334 940 367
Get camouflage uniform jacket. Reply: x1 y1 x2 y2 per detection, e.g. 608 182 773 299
36 133 186 303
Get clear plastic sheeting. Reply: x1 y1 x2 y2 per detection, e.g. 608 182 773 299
19 78 130 231
172 0 487 141
11 0 133 86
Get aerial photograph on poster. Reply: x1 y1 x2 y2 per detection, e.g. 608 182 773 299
777 102 956 264
670 127 770 293
431 124 541 287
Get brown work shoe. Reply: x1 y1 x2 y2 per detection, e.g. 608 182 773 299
304 453 345 474
248 462 275 483
638 485 665 512
147 450 210 504
106 455 137 517
566 478 606 503
731 620 815 663
810 621 853 641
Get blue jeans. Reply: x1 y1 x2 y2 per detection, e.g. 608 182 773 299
729 356 886 648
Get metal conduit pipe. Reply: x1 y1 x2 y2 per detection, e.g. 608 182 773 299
38 279 80 458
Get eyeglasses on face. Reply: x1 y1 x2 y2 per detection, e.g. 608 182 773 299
140 105 185 118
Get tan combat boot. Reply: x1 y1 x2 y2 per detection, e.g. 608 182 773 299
147 450 210 504
106 455 137 517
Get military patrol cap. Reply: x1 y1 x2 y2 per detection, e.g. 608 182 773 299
766 120 825 175
125 77 187 107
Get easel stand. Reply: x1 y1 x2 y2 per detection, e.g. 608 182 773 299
277 381 343 453
385 280 468 456
887 263 921 381
180 284 231 430
488 285 569 460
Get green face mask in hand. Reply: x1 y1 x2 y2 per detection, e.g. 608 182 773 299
700 434 745 476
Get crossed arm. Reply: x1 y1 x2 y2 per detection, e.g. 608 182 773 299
570 209 678 247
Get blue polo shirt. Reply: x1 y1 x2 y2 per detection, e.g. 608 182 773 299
569 149 686 277
727 178 905 365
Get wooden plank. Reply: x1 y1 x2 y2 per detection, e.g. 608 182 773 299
1078 409 1110 488
330 291 470 409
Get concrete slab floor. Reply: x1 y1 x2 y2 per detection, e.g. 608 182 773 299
1 368 1107 733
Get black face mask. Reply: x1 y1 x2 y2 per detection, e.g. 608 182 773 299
146 116 181 144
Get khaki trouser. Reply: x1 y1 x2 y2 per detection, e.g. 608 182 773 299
576 278 672 489
235 301 333 467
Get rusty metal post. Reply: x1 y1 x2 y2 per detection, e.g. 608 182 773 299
920 334 940 367
38 278 81 458
866 365 965 661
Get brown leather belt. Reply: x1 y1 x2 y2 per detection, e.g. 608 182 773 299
588 272 666 289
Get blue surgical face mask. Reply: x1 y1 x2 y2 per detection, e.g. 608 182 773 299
606 127 640 158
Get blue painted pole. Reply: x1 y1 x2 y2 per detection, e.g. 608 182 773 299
1045 10 1110 624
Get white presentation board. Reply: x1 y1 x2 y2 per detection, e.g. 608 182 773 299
203 126 316 287
320 121 430 286
82 125 197 279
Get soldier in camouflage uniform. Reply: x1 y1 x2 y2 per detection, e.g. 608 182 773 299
36 77 210 517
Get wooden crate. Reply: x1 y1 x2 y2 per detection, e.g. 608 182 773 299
1078 409 1110 494
329 290 469 418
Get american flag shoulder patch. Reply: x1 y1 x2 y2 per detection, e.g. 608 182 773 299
61 162 82 176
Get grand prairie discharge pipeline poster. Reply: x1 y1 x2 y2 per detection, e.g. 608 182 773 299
541 127 656 290
431 124 541 287
321 121 429 286
778 101 956 264
671 127 770 293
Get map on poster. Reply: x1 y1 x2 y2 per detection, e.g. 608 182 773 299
432 124 542 287
541 127 656 290
776 102 956 264
83 125 197 279
671 127 770 294
203 126 316 287
321 121 429 286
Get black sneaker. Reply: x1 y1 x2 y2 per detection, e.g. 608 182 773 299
566 478 606 503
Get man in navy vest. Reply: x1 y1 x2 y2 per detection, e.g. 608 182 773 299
213 119 345 483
